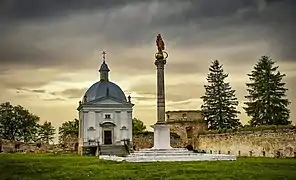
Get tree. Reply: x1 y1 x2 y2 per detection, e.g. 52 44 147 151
0 102 39 142
201 60 242 130
132 118 146 134
38 121 56 144
244 56 291 126
58 119 79 144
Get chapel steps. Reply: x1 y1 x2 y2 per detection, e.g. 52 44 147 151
100 145 129 156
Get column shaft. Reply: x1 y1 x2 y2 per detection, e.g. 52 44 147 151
155 59 166 123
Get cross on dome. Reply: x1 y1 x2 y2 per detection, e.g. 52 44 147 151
102 51 107 62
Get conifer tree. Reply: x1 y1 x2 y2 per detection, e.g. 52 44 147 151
201 60 241 130
244 56 291 126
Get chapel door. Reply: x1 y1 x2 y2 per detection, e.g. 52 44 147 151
104 130 112 145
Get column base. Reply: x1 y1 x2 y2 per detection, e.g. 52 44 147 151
151 123 172 149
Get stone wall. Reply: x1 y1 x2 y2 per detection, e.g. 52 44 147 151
166 110 203 123
0 140 57 153
165 110 207 148
197 129 296 157
2 128 296 158
169 122 207 148
132 132 182 149
0 137 78 154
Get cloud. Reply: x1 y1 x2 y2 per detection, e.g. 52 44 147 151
0 0 139 21
51 88 87 99
43 98 66 102
0 69 63 89
15 88 46 94
128 81 205 103
0 0 295 73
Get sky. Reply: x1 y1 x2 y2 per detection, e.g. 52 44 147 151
0 0 295 138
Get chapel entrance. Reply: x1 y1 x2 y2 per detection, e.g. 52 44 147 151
89 147 97 156
104 130 112 144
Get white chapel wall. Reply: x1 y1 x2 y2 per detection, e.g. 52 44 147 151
127 111 133 141
83 111 88 142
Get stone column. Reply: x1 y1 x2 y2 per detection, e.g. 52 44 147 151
155 57 166 123
152 51 171 149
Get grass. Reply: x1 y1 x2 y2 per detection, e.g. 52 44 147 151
0 154 296 180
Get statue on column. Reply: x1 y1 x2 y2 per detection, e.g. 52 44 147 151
155 34 168 60
156 34 165 53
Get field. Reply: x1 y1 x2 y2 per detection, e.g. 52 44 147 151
0 154 296 180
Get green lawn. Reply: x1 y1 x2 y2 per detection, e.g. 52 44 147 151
0 154 296 180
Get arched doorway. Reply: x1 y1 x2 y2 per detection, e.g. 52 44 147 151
100 121 116 145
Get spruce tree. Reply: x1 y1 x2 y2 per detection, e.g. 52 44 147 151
201 60 241 130
244 56 291 126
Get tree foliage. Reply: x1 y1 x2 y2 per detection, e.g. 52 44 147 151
0 102 40 142
58 119 79 144
244 56 291 126
201 60 242 130
38 121 56 143
132 118 146 135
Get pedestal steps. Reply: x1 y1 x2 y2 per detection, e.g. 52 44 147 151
99 148 236 162
124 154 236 162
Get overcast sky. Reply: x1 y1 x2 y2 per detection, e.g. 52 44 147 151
0 0 295 137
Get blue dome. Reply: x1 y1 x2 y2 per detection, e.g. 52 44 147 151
83 81 127 103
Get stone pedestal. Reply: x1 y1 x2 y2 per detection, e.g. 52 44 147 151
152 123 172 149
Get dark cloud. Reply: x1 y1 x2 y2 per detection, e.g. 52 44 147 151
0 0 295 72
0 0 143 22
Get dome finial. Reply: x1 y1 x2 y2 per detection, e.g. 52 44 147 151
99 50 110 81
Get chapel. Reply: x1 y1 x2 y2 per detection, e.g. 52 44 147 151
77 52 134 156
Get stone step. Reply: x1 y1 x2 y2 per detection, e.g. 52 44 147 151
137 148 190 153
130 153 197 156
125 155 236 162
133 150 191 154
99 148 237 162
100 153 236 162
100 145 127 156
